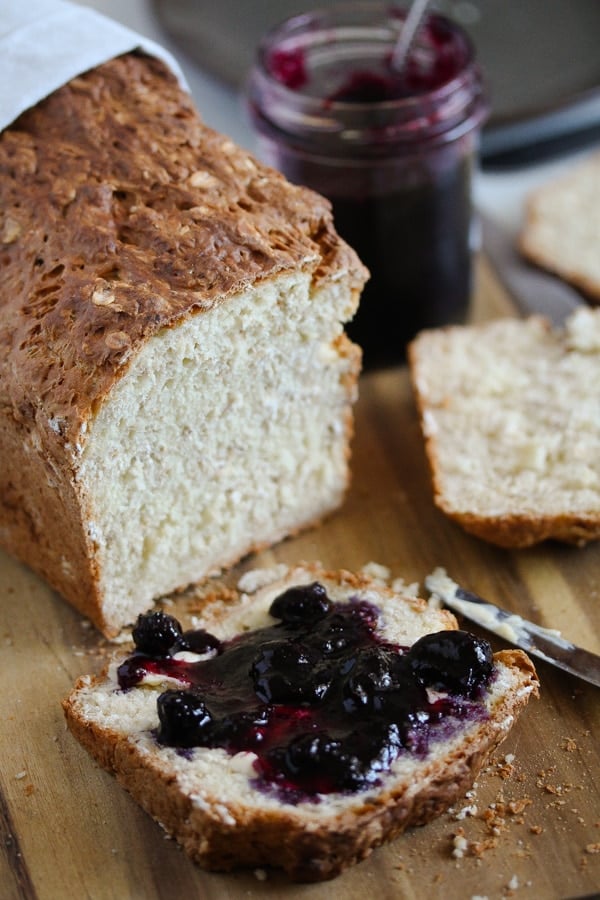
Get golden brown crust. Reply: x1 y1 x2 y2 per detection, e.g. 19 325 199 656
0 51 365 450
434 507 600 549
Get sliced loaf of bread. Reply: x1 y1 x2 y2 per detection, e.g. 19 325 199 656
63 564 538 881
0 53 367 637
408 307 600 547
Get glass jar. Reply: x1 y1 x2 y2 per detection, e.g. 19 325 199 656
246 2 488 368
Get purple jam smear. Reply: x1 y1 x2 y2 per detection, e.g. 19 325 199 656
118 584 494 801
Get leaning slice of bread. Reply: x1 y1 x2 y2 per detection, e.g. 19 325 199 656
520 152 600 301
408 307 600 548
63 563 538 882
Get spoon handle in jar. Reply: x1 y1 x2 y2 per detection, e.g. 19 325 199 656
390 0 432 71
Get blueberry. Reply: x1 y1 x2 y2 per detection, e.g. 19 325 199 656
345 722 403 777
343 647 416 713
369 722 403 769
345 599 380 630
313 603 376 657
156 690 213 747
317 631 350 656
313 611 354 656
408 631 493 697
212 709 270 749
177 628 222 655
117 657 148 690
132 610 182 657
269 582 331 626
279 732 365 791
251 640 327 703
284 733 338 772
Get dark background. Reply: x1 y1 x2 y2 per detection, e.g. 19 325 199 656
152 0 600 167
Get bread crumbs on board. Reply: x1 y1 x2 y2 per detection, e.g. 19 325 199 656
444 735 598 884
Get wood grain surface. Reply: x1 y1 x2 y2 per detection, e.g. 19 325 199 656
1 259 599 900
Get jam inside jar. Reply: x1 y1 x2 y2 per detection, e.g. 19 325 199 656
246 3 488 368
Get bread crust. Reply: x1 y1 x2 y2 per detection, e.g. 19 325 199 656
431 508 600 549
62 567 539 881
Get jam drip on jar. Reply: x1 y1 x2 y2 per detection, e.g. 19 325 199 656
118 583 494 801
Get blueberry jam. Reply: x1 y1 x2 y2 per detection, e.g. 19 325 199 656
118 585 494 801
268 47 308 91
329 159 473 366
269 18 465 100
248 10 487 368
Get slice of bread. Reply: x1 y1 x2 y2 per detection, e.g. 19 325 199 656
408 307 600 548
63 563 538 882
0 53 367 637
520 152 600 301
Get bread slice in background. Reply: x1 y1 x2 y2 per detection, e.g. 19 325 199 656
408 308 600 548
520 152 600 301
0 53 368 637
63 563 538 882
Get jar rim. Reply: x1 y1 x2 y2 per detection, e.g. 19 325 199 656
254 2 478 112
246 2 488 153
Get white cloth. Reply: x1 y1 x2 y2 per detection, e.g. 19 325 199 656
0 0 188 130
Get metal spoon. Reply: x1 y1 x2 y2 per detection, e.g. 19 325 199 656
390 0 432 71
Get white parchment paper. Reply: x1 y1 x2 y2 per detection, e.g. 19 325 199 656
0 0 188 131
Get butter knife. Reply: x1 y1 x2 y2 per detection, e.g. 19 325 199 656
425 568 600 688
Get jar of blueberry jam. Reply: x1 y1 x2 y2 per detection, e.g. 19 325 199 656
246 3 488 368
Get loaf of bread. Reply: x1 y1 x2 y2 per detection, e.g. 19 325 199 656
0 52 368 636
408 307 600 547
520 152 600 301
63 563 538 882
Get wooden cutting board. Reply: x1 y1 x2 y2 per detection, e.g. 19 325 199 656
1 259 599 900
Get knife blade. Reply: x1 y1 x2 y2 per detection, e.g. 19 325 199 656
480 212 582 325
424 568 600 688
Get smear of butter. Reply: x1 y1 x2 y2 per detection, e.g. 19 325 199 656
137 672 189 688
425 567 563 645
